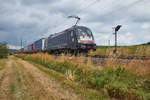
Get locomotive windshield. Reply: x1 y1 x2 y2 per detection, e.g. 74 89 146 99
77 27 94 43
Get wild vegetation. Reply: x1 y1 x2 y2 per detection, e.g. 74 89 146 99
16 53 150 100
0 43 8 59
90 45 150 56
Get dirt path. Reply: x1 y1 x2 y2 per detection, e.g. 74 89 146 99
0 56 81 100
0 59 12 100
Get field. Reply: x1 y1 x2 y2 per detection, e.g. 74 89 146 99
90 45 150 56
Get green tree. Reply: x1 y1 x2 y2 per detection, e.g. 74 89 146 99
0 42 8 58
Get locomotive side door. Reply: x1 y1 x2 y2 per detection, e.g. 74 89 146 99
67 30 75 49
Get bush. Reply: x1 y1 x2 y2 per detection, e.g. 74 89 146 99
0 43 8 59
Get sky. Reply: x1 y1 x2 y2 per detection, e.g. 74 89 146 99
0 0 150 47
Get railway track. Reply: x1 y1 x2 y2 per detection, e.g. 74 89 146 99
91 55 150 60
54 54 150 60
53 54 150 66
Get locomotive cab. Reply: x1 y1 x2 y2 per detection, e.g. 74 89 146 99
77 27 94 43
75 26 96 51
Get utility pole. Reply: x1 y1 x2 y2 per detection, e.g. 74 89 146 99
114 30 117 53
108 40 110 46
108 40 110 55
21 39 22 49
113 25 122 54
20 39 26 49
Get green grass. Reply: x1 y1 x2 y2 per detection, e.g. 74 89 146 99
16 55 150 100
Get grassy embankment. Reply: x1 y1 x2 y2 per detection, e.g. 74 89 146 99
16 53 150 100
90 45 150 56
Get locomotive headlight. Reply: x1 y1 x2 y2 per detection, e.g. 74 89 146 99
81 45 86 48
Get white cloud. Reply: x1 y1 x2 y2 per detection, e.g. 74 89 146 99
141 23 150 29
119 32 135 45
0 0 150 46
8 45 21 50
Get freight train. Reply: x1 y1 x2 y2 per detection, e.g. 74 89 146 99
20 26 96 54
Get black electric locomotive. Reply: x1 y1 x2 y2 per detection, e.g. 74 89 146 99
45 25 96 54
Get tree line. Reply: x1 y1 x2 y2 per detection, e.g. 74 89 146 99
0 42 8 59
